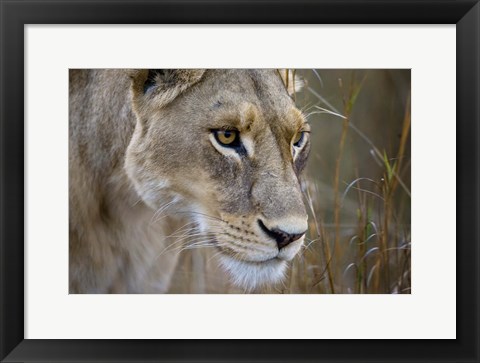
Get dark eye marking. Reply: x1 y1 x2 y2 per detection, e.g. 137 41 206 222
293 138 310 173
292 130 310 150
293 132 305 148
211 129 247 156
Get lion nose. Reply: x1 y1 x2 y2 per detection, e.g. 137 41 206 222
258 219 306 249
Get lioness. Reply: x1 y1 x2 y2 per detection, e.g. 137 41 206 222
69 69 310 293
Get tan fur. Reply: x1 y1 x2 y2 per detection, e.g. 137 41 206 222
69 69 310 293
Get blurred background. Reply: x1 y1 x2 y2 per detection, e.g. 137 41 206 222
169 69 411 294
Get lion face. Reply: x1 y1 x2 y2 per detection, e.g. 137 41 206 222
125 69 310 290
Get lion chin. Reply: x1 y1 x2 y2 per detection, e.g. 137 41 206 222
218 254 288 292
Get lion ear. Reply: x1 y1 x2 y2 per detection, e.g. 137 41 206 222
278 69 306 96
129 69 205 111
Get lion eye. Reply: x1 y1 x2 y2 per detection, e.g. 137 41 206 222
213 130 239 147
293 132 306 148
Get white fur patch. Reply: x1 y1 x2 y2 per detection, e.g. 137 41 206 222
241 135 255 157
218 254 287 292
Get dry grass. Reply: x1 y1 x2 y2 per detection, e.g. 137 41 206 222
279 69 411 294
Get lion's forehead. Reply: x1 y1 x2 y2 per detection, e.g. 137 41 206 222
193 69 299 120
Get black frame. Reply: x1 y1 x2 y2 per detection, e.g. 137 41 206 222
1 1 478 362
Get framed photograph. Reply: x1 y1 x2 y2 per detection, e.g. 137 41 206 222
66 67 413 296
1 0 478 362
